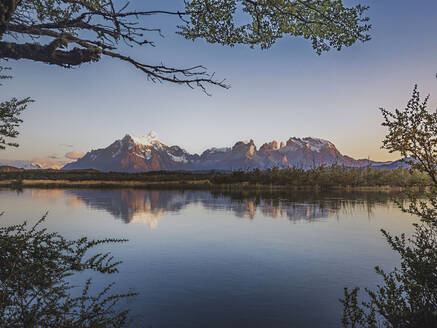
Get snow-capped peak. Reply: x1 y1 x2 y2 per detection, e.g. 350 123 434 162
126 131 160 147
286 137 333 152
302 137 332 150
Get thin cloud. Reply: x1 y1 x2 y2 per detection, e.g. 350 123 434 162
65 151 85 160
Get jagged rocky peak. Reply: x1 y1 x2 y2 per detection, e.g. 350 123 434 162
247 143 256 157
260 140 280 152
232 139 255 152
231 139 257 158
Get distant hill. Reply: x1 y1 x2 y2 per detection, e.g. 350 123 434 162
0 166 24 172
0 160 42 170
64 132 399 173
370 158 411 170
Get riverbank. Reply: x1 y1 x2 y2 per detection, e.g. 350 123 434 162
0 167 430 191
0 178 429 192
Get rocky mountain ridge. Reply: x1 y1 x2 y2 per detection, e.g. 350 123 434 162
63 132 394 172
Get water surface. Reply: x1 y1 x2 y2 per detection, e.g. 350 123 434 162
0 188 417 327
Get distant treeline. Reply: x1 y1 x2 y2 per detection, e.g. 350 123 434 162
209 166 429 187
0 166 430 189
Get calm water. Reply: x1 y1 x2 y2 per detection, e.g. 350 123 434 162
0 188 417 327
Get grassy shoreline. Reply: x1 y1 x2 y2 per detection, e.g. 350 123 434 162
0 167 430 192
0 178 428 192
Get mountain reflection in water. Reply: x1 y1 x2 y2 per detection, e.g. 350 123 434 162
23 189 398 228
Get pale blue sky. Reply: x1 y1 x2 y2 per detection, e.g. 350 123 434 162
2 0 437 163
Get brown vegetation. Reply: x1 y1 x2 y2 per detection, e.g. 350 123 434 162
0 166 430 191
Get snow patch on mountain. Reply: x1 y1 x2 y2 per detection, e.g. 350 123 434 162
168 153 188 163
135 151 152 160
129 131 160 147
112 141 123 158
208 147 231 154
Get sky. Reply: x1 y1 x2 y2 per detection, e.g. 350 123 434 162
2 0 437 165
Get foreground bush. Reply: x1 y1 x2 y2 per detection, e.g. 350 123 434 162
0 213 134 328
341 86 437 327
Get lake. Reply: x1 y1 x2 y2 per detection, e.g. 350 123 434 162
0 188 417 328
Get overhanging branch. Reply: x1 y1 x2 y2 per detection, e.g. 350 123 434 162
0 41 101 67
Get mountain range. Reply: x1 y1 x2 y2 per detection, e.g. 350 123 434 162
0 160 43 170
63 132 402 172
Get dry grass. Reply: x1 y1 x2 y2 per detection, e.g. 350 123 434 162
0 179 424 192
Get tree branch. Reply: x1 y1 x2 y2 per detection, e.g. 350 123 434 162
1 0 371 93
0 41 100 67
0 0 16 38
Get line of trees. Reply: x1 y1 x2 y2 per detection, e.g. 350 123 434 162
0 166 430 188
209 166 429 187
